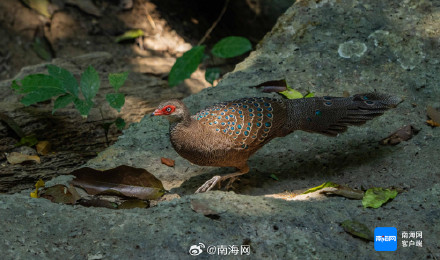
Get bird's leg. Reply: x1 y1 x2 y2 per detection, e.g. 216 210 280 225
195 164 249 193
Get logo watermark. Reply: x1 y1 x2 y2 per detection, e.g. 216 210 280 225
189 243 205 256
189 243 250 256
401 231 423 248
374 227 397 251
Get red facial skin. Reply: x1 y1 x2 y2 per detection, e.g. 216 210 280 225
152 105 175 116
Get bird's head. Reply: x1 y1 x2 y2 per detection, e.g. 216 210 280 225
151 99 189 123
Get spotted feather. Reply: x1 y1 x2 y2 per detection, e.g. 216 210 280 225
192 97 286 150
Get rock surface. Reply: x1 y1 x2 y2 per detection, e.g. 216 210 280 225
1 0 439 258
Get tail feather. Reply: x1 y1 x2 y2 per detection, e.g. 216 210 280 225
284 93 402 136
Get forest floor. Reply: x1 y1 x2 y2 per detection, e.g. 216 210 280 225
0 0 287 192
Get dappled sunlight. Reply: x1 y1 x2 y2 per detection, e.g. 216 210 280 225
129 56 175 75
128 56 209 94
417 11 440 38
140 34 192 53
46 12 78 41
265 190 328 201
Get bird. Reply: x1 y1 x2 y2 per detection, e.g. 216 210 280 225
151 93 401 193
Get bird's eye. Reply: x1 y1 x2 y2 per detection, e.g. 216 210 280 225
163 105 175 114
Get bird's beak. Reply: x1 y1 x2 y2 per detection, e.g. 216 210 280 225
151 109 163 117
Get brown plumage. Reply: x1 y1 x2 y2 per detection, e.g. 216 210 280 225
152 93 401 193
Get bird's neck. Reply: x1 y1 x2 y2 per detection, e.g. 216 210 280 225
170 118 193 138
169 111 192 132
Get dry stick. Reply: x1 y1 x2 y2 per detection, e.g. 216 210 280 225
197 0 231 46
98 108 110 146
145 9 156 30
0 112 24 138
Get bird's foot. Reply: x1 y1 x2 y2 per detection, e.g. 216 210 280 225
224 177 238 190
195 175 222 193
195 175 240 193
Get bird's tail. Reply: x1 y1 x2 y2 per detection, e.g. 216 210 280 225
284 93 402 136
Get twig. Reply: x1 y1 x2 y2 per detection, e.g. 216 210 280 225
0 111 25 138
98 108 110 146
145 9 156 30
197 0 230 46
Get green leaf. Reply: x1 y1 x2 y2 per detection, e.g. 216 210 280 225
21 89 65 106
15 134 39 147
14 74 61 94
168 45 205 87
115 117 126 130
115 29 144 43
211 36 252 58
205 67 221 85
80 66 100 102
279 84 304 99
108 72 129 91
362 188 398 208
53 94 75 114
302 182 339 194
73 98 94 117
12 74 64 106
11 80 21 92
106 93 125 112
304 92 315 98
47 65 79 97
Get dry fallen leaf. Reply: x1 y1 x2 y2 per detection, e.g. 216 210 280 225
22 0 52 18
161 157 175 167
65 0 102 17
78 198 118 209
40 184 81 204
427 120 440 127
6 152 40 164
427 106 440 127
30 179 45 198
380 125 419 145
301 182 364 200
341 220 374 241
36 141 51 155
70 165 165 200
118 199 149 209
272 182 365 201
255 79 288 93
320 186 364 200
